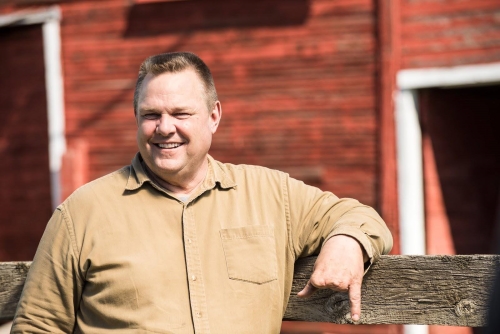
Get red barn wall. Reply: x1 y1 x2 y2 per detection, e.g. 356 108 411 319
401 0 500 69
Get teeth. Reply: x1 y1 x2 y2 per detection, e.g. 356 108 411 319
158 143 182 149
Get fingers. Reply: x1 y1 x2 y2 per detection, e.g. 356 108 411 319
349 281 362 322
298 278 363 322
298 236 365 321
297 280 318 298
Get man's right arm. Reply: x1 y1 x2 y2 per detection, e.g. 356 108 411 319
11 207 83 333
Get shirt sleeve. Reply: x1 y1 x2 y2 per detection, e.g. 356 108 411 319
286 175 393 266
11 206 83 333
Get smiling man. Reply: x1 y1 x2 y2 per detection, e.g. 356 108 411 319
136 65 221 197
11 52 392 334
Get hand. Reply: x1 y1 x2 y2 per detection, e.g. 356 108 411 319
297 234 367 322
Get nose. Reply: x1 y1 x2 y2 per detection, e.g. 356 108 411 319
156 114 176 136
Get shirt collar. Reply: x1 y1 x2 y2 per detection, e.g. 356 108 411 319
125 153 150 191
206 154 237 190
125 153 236 191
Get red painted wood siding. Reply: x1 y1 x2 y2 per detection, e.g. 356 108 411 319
401 0 500 68
376 0 401 255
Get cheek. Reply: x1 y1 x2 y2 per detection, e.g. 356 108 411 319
181 121 191 130
175 121 192 137
138 122 156 137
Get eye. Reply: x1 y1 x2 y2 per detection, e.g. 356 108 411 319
142 113 160 120
174 112 190 119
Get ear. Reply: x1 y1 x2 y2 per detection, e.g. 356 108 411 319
209 101 222 134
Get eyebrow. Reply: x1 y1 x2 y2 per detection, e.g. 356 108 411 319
139 106 193 114
138 107 161 114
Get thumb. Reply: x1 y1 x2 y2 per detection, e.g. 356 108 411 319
297 280 318 298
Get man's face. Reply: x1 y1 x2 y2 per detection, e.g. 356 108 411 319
136 69 221 183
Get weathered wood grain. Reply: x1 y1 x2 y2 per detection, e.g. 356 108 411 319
1 255 499 326
285 255 500 326
0 262 30 321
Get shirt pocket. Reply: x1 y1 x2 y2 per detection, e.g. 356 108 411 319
219 225 278 284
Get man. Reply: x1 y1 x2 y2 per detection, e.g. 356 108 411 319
12 52 392 333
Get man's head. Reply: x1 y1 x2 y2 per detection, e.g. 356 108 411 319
134 52 222 189
133 52 218 116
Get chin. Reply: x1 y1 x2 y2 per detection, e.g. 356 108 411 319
153 162 179 172
152 160 184 174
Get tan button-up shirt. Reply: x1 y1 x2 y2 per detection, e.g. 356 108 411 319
12 154 392 334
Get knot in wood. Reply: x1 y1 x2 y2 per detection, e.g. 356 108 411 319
14 263 30 275
324 292 350 322
454 299 476 317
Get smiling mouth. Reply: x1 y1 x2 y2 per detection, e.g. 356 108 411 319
156 143 184 149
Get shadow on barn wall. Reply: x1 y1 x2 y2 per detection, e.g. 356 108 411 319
124 0 310 37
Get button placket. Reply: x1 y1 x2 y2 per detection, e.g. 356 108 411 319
183 204 210 333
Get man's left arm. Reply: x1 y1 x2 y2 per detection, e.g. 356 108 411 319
286 176 393 322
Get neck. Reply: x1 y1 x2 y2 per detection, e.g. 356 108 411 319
142 160 209 197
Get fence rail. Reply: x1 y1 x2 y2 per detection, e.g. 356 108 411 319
1 255 499 326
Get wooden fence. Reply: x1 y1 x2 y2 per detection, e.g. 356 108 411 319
1 255 499 326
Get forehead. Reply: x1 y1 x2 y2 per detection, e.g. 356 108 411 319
138 69 205 105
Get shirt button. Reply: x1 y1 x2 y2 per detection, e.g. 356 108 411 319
196 312 202 318
191 275 197 281
187 238 192 244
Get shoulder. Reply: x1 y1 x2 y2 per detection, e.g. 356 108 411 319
60 165 131 210
213 159 288 185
